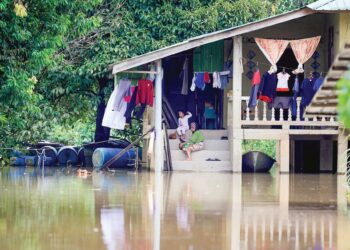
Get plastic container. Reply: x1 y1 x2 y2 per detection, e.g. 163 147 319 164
57 146 78 165
92 148 136 169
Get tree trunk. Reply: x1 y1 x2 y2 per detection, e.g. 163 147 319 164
94 77 110 142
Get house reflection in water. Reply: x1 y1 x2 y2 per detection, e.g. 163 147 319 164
0 168 349 250
93 172 350 250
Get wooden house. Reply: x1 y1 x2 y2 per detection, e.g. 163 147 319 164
109 0 350 173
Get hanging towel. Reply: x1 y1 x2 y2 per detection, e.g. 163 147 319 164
112 78 132 111
136 79 154 106
219 72 229 90
213 72 222 88
190 74 196 92
103 89 127 130
181 58 189 95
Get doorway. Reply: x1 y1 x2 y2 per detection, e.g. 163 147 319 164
293 140 320 173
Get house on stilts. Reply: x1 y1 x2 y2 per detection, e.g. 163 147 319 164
108 0 350 173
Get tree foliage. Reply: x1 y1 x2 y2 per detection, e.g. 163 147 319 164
0 0 316 159
337 72 350 128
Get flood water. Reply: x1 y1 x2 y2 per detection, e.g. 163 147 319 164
0 167 349 250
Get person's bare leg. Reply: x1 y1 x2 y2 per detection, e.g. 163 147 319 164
186 147 192 161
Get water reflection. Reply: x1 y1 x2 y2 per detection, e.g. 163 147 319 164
0 167 349 250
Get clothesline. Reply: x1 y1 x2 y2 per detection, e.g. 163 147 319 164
241 57 329 75
194 70 230 75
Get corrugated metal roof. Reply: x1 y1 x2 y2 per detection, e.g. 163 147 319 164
305 44 350 117
307 0 350 11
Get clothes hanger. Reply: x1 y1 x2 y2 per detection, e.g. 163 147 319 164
282 67 286 74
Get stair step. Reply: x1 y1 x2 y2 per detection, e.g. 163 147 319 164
169 139 229 150
167 129 228 139
172 160 232 172
171 150 230 161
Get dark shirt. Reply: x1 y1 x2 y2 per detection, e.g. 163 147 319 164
258 72 277 103
300 77 316 106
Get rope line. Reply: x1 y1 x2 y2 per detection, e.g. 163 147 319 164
241 57 329 75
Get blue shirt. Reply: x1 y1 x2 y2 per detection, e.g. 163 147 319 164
301 77 316 106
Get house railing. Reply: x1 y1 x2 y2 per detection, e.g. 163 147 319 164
240 96 338 127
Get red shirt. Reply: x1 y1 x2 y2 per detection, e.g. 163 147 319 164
136 79 154 106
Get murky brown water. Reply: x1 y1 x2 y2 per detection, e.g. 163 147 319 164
0 167 349 250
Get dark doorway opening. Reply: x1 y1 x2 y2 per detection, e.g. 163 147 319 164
293 140 320 173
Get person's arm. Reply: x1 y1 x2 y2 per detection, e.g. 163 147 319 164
185 112 192 119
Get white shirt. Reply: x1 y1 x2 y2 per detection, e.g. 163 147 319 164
276 72 290 92
178 112 192 129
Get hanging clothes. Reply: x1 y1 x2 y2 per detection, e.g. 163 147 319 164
272 97 291 109
203 72 210 84
258 72 277 103
248 69 261 108
213 72 222 88
180 58 189 95
219 71 229 90
124 86 138 124
124 86 135 103
136 79 154 106
194 73 205 90
300 76 317 107
276 72 290 92
103 89 127 130
111 78 132 111
251 69 261 85
248 85 260 108
313 76 324 92
190 74 196 92
291 78 299 118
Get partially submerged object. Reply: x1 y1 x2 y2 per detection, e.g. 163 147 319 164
92 148 136 169
242 151 275 173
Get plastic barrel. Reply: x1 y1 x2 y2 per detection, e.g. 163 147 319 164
92 148 136 169
10 156 26 166
77 147 85 165
25 156 54 166
40 146 58 163
57 146 78 165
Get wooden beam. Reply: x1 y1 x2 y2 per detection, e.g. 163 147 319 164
311 103 337 107
123 70 157 74
315 95 337 100
110 8 314 74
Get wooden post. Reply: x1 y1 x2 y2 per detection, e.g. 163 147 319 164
232 36 243 172
337 127 348 174
154 59 164 172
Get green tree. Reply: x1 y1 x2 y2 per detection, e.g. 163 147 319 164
0 0 317 160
